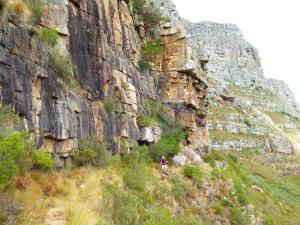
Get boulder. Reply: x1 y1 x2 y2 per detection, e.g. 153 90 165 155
172 154 187 166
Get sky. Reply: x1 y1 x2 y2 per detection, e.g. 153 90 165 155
172 0 300 103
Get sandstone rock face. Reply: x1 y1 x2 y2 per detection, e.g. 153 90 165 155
159 19 209 153
1 0 298 157
0 0 143 156
0 0 209 156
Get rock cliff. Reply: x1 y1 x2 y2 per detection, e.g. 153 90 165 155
0 0 299 160
188 21 300 153
0 0 208 161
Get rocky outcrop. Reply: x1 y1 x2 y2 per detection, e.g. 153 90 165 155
187 21 300 153
188 21 300 117
158 19 209 152
0 0 209 157
268 79 300 116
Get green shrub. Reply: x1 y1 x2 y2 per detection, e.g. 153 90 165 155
123 144 152 191
103 184 142 225
214 202 225 215
233 177 249 205
145 99 181 135
141 1 162 26
121 81 129 90
184 165 204 186
243 118 251 127
39 28 59 47
230 208 248 225
263 217 275 225
203 150 224 167
51 50 74 79
142 38 163 61
145 208 176 225
143 13 161 26
161 16 171 23
136 114 157 127
132 0 145 14
150 131 183 161
172 176 194 202
211 168 227 180
122 143 151 165
120 139 129 154
71 135 112 168
138 58 151 71
31 151 54 171
124 162 151 191
0 131 33 190
103 95 119 112
69 79 81 93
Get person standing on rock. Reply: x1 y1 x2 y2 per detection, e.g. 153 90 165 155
160 156 168 175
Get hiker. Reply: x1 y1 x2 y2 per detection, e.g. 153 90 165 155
160 156 168 175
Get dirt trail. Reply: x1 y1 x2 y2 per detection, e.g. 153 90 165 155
44 207 67 225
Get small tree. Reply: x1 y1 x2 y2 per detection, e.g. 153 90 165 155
0 131 33 190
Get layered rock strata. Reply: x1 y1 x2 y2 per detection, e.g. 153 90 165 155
0 0 209 158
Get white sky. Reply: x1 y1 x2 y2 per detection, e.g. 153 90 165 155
173 0 300 103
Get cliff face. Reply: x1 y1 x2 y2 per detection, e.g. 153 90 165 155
188 21 300 153
189 21 300 117
1 0 299 158
0 0 208 158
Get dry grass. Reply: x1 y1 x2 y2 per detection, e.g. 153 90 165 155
8 0 31 20
9 165 125 225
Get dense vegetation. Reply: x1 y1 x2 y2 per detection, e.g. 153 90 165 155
0 106 54 191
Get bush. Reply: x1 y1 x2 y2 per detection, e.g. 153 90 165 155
31 151 54 171
51 50 74 79
39 28 58 47
123 162 151 191
141 1 162 27
230 208 248 225
136 114 157 127
121 81 129 90
214 202 225 215
123 144 152 191
150 132 183 161
172 176 194 202
132 0 145 14
103 95 119 112
143 12 161 26
203 150 224 167
211 168 227 180
69 79 81 93
0 131 33 190
103 184 142 225
233 177 249 206
184 165 204 186
142 38 163 61
138 58 151 71
71 135 112 168
146 99 186 160
123 143 151 164
145 208 176 225
243 118 251 127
